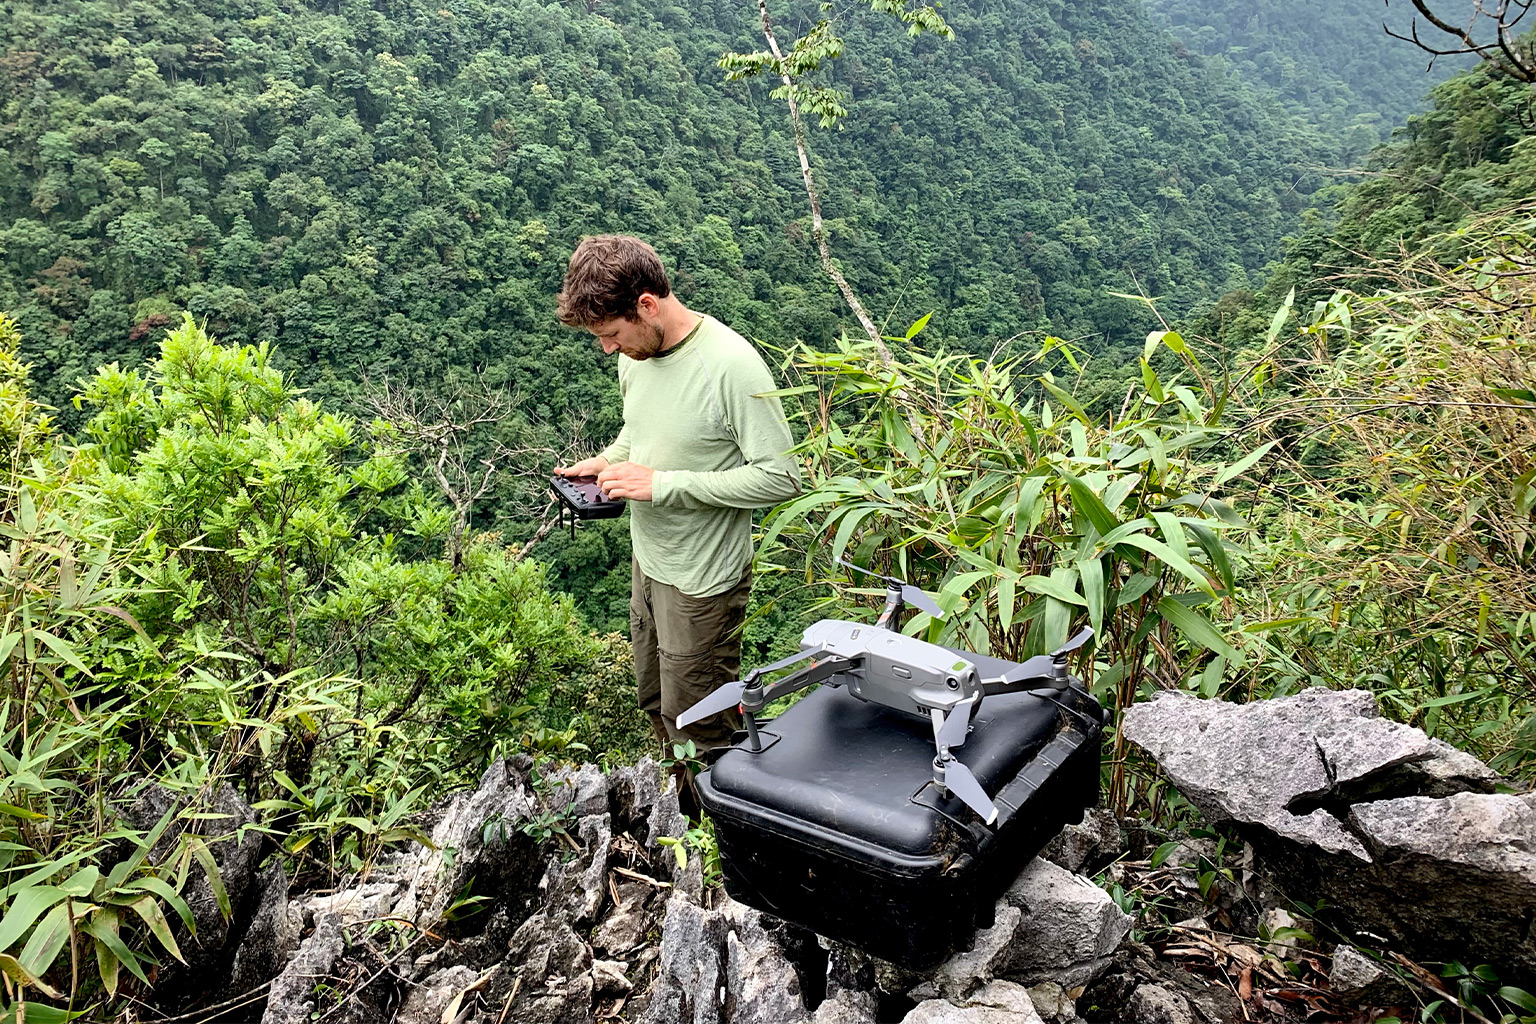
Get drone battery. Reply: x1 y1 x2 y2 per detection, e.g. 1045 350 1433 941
695 681 1106 969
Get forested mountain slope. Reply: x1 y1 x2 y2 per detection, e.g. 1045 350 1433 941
1144 0 1465 157
2 0 1333 427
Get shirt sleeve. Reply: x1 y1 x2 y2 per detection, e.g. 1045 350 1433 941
598 424 631 466
650 348 801 510
597 360 632 465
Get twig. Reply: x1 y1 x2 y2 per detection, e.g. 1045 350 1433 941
611 865 671 888
140 982 273 1023
312 932 429 1024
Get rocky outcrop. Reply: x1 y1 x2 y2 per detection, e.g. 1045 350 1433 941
1122 688 1533 983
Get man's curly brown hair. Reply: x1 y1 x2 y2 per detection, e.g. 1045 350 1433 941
556 235 673 328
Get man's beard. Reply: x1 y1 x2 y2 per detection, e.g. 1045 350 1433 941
632 322 666 359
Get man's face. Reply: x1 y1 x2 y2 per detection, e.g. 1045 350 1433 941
589 315 665 360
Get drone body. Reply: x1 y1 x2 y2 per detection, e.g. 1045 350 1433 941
797 618 982 721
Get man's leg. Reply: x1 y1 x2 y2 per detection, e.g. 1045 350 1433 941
650 564 751 751
629 557 671 753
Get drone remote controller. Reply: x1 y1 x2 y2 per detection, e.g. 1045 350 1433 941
550 474 625 539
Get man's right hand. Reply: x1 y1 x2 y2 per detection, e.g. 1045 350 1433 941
556 456 610 478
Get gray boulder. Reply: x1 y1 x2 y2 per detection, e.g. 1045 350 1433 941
1121 689 1536 979
916 858 1131 1001
1329 945 1410 1006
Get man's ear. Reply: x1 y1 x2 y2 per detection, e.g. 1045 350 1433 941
635 292 661 319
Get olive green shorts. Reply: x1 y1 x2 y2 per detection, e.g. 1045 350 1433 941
630 557 750 753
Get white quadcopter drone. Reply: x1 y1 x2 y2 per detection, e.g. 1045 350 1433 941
679 559 1093 826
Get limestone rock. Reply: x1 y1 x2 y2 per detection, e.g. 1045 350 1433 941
592 959 633 996
812 990 878 1024
997 858 1132 989
261 912 345 1024
395 965 481 1024
1041 807 1123 875
1329 946 1410 1005
296 880 400 926
1122 689 1536 982
641 894 811 1024
1125 983 1196 1024
123 783 265 976
392 756 544 929
229 861 300 995
639 896 727 1024
724 898 810 1024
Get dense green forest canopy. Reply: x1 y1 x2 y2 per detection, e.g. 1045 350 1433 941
1 0 1349 431
1143 0 1465 157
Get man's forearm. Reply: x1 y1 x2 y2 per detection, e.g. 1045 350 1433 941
651 457 802 510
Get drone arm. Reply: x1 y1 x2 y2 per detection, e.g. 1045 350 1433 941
748 655 860 710
874 583 905 630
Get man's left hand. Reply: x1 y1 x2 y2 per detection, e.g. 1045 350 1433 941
597 461 655 501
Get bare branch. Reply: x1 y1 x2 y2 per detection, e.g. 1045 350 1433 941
1385 0 1536 80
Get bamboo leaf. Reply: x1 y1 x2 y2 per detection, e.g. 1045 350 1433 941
1214 441 1277 488
831 505 882 565
0 886 69 954
1120 536 1215 597
18 902 73 977
0 951 64 1000
187 837 229 921
1020 573 1085 607
1150 511 1191 567
1156 597 1244 666
1116 573 1159 607
118 876 193 932
33 630 93 678
1040 379 1091 426
1078 556 1105 637
1186 522 1236 594
83 907 149 990
997 576 1016 632
1053 467 1120 537
127 894 184 963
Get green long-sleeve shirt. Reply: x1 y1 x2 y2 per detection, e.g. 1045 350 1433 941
599 315 801 597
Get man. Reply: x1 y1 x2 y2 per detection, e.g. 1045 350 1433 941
554 234 801 773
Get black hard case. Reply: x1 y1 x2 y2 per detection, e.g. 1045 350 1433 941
696 679 1106 968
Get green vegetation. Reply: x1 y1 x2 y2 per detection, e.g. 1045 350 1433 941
0 312 629 1013
3 0 1534 1014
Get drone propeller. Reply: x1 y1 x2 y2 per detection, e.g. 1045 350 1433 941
676 680 746 730
675 646 830 731
935 695 977 751
929 697 995 824
984 626 1094 688
940 758 998 826
834 557 945 619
